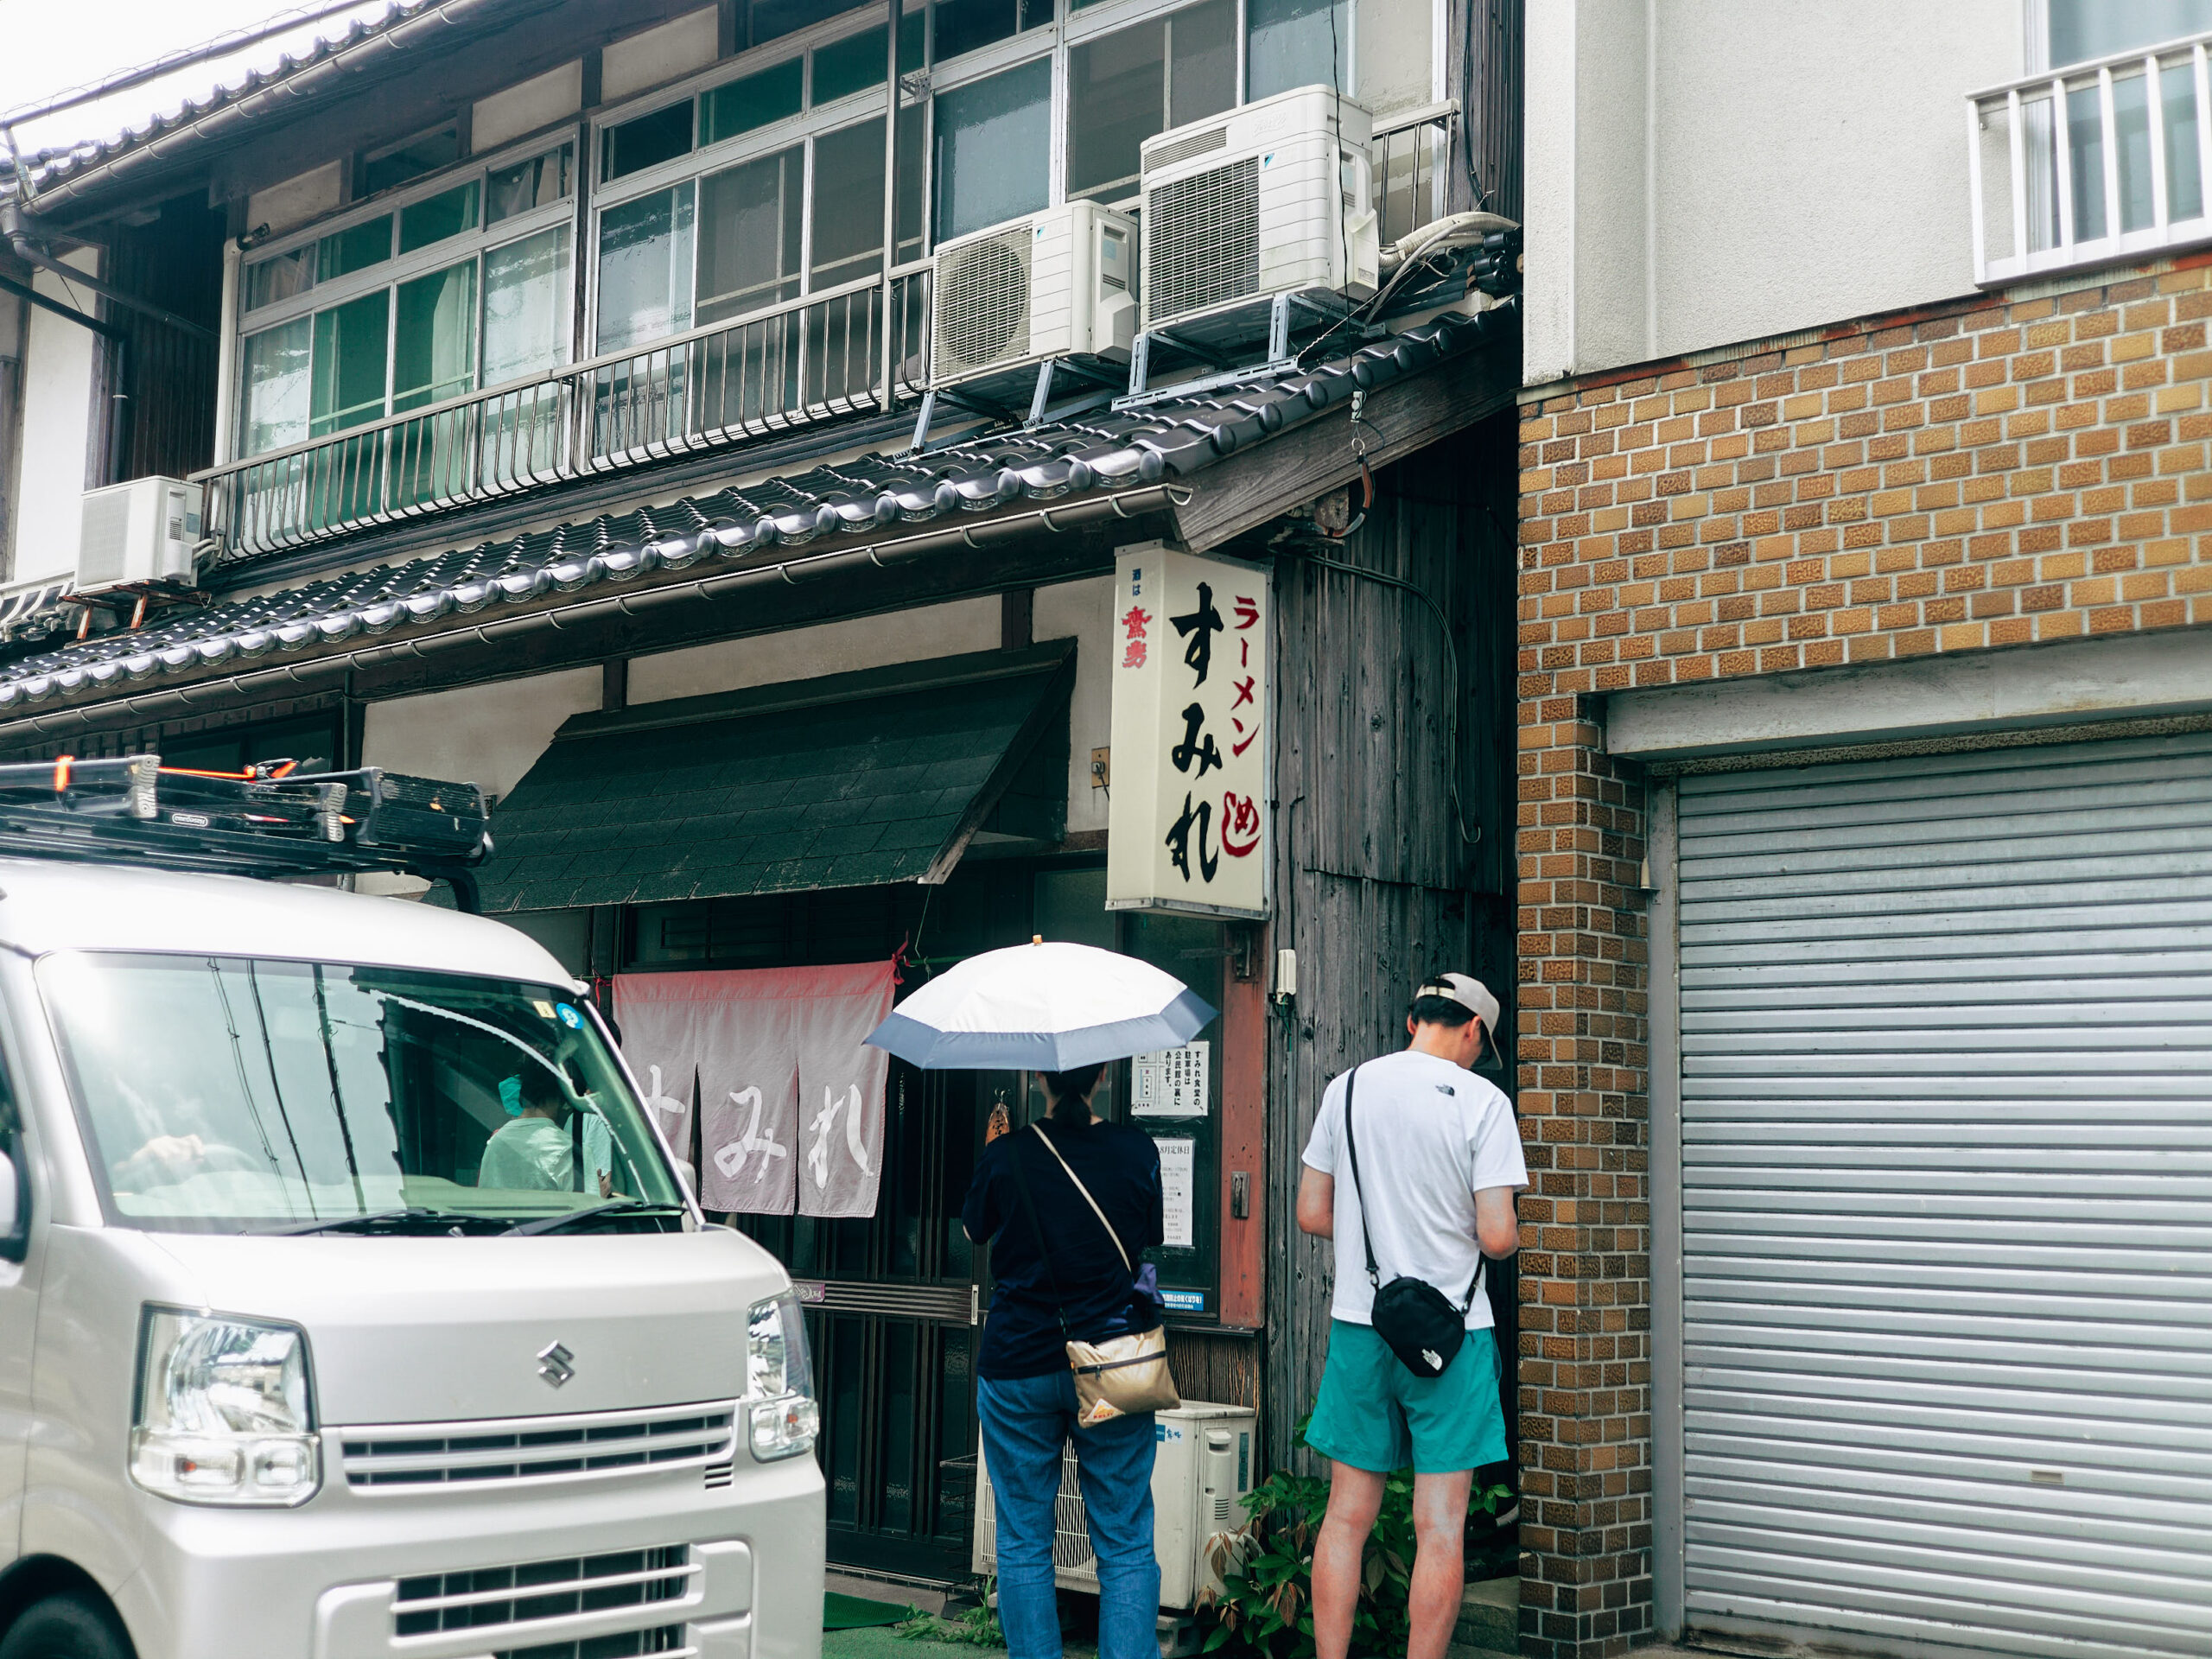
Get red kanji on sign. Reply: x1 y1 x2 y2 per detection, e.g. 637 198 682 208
1221 791 1261 856
1233 595 1260 629
1122 640 1147 668
1121 605 1151 639
1230 675 1255 709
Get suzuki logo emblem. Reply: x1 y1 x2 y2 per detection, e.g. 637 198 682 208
537 1341 576 1388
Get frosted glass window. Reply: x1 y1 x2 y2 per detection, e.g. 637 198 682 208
596 183 696 353
482 227 573 387
2050 0 2212 67
696 149 803 325
245 248 315 313
486 144 573 225
309 290 391 437
702 59 804 144
392 259 478 413
398 181 480 254
242 319 312 455
1247 0 1349 101
933 59 1052 243
318 215 392 282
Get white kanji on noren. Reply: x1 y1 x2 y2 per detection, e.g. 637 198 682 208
711 1085 790 1186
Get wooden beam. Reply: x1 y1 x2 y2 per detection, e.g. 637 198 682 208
1168 345 1520 554
1217 925 1268 1330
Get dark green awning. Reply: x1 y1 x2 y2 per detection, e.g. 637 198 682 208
475 643 1073 913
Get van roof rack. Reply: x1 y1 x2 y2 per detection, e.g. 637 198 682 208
0 754 492 912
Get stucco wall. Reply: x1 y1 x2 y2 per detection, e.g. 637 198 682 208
1526 0 2023 385
360 666 601 799
11 249 102 587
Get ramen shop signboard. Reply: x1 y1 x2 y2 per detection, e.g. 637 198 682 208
1106 543 1268 918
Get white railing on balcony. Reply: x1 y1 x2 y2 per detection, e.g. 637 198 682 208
197 265 931 564
1969 32 2212 285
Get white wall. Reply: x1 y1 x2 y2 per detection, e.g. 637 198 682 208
12 249 102 586
1035 575 1112 836
1524 0 2022 383
601 7 719 104
627 597 1001 704
360 666 601 799
247 162 344 238
474 61 584 152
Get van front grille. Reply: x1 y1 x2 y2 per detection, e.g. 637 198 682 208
1145 157 1260 326
339 1400 736 1491
395 1546 693 1637
494 1625 687 1659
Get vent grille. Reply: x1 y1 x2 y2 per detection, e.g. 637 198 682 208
1146 157 1260 326
703 1459 734 1490
1144 124 1229 171
395 1546 693 1638
340 1401 736 1491
934 227 1033 372
1050 1444 1096 1572
78 492 132 588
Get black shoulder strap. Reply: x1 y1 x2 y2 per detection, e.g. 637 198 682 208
1340 1065 1382 1288
1002 1128 1071 1337
1341 1061 1484 1313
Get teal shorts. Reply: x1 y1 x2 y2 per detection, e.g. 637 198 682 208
1305 1319 1507 1475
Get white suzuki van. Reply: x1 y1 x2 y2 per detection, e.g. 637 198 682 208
0 757 823 1659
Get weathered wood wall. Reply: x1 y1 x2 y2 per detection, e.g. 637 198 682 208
1259 416 1518 1472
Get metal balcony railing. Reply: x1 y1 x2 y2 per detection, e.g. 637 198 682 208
197 265 931 564
1370 100 1460 250
1969 31 2212 284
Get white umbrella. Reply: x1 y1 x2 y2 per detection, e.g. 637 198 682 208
865 938 1216 1071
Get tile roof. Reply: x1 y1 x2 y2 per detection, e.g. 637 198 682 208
9 1 524 213
0 302 1513 715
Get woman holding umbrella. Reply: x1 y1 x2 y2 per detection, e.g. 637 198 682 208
868 940 1213 1659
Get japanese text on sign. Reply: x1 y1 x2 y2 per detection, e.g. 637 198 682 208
1107 544 1269 917
1132 1041 1210 1117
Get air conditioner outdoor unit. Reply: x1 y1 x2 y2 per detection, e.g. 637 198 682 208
973 1402 1256 1612
930 200 1138 388
1139 85 1379 334
75 476 201 595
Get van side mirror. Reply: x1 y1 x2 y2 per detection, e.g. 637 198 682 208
673 1158 696 1199
0 1148 22 1262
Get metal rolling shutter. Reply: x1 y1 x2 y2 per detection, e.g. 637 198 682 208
1675 730 2212 1659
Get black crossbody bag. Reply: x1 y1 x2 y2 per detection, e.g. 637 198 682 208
1341 1064 1480 1379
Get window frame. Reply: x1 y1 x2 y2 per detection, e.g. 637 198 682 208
232 130 581 460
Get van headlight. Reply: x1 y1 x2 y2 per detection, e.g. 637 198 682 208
746 1289 818 1461
130 1308 320 1506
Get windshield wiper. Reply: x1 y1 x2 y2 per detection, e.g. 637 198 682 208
261 1207 496 1236
502 1200 688 1236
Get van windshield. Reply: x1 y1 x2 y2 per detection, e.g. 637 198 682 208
40 951 686 1234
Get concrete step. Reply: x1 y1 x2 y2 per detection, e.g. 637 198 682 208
1449 1572 1519 1656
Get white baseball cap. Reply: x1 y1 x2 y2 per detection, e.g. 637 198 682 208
1414 972 1504 1068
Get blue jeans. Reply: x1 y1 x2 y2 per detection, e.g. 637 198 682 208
977 1370 1160 1659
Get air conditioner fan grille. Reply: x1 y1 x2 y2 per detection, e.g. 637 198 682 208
1146 156 1260 326
934 228 1033 371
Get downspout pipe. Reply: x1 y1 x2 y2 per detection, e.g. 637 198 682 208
0 195 216 342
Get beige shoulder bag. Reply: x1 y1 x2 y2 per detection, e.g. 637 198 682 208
1010 1123 1180 1426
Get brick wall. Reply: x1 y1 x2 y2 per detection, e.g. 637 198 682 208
1509 254 2212 1658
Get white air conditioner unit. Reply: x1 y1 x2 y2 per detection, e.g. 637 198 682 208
76 476 202 595
973 1402 1255 1611
930 200 1138 388
1139 84 1379 334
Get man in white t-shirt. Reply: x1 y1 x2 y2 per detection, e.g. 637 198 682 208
1297 972 1529 1659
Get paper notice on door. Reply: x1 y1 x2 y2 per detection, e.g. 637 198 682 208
1133 1040 1210 1116
1157 1135 1196 1249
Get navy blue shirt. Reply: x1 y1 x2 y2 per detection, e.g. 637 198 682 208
963 1117 1166 1380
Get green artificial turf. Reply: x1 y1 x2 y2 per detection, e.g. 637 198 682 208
824 1592 913 1630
